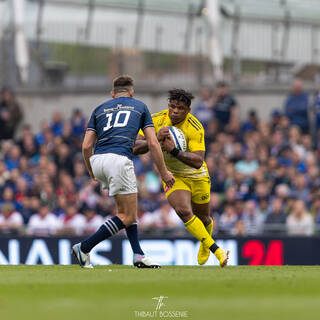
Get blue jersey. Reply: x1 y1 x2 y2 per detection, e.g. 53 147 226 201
87 96 153 159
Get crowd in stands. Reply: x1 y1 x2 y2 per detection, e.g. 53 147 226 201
1 82 320 236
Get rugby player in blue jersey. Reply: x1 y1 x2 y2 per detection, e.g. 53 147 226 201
72 75 175 268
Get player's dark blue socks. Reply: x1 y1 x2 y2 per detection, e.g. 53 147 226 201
125 222 144 255
81 216 125 253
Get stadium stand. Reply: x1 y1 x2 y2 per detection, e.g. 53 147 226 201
1 80 320 237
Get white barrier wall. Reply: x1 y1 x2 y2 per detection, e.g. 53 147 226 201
17 90 291 133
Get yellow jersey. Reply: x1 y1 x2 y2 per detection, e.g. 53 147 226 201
140 109 209 179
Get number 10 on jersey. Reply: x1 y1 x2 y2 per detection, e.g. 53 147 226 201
103 111 131 131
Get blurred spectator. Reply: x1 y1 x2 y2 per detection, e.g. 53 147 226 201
232 220 246 236
27 205 60 236
0 160 10 188
312 196 320 233
96 193 116 217
140 201 183 230
70 108 86 137
4 144 21 171
0 202 23 233
242 200 264 235
270 130 285 157
286 200 314 236
57 171 77 202
50 111 64 136
271 109 282 129
54 195 68 217
264 198 287 234
0 186 21 209
57 204 86 235
134 153 154 176
20 196 41 223
284 79 309 133
73 159 89 190
79 180 100 209
211 81 238 129
35 121 50 146
275 184 290 203
204 120 219 148
242 110 258 132
257 198 269 216
192 87 213 129
234 199 245 217
284 195 297 215
17 124 38 158
54 143 73 175
2 86 320 237
83 206 104 234
312 195 320 218
0 87 23 140
210 193 223 216
313 88 320 134
219 204 238 234
235 149 259 176
223 186 237 206
291 174 310 204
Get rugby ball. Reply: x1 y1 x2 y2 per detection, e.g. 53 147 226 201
169 126 187 152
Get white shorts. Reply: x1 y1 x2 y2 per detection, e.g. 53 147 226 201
90 153 137 196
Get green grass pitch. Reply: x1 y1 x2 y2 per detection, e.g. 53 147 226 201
0 265 320 320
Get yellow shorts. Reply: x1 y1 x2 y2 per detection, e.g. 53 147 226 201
163 175 211 204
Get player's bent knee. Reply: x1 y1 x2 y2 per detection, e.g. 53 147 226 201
174 207 193 223
198 215 211 226
117 213 136 228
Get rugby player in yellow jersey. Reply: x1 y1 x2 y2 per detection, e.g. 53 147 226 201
134 89 229 267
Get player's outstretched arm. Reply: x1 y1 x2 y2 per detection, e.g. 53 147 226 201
133 134 149 155
161 136 204 169
143 127 175 188
82 130 97 181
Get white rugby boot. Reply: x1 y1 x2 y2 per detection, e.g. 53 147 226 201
133 254 161 268
71 243 93 269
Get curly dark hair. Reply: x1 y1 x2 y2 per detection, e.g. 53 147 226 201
168 89 194 108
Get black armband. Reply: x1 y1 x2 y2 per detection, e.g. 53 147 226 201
170 147 180 157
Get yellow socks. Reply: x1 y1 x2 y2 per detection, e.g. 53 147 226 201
186 216 228 266
206 218 214 237
197 218 214 265
184 216 214 249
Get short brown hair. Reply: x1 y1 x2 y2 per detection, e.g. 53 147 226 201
112 75 134 94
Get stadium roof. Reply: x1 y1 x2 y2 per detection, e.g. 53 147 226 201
220 0 320 24
31 0 204 15
26 0 320 25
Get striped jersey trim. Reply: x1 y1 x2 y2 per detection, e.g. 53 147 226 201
188 118 202 130
189 117 202 128
187 119 199 131
98 135 134 142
